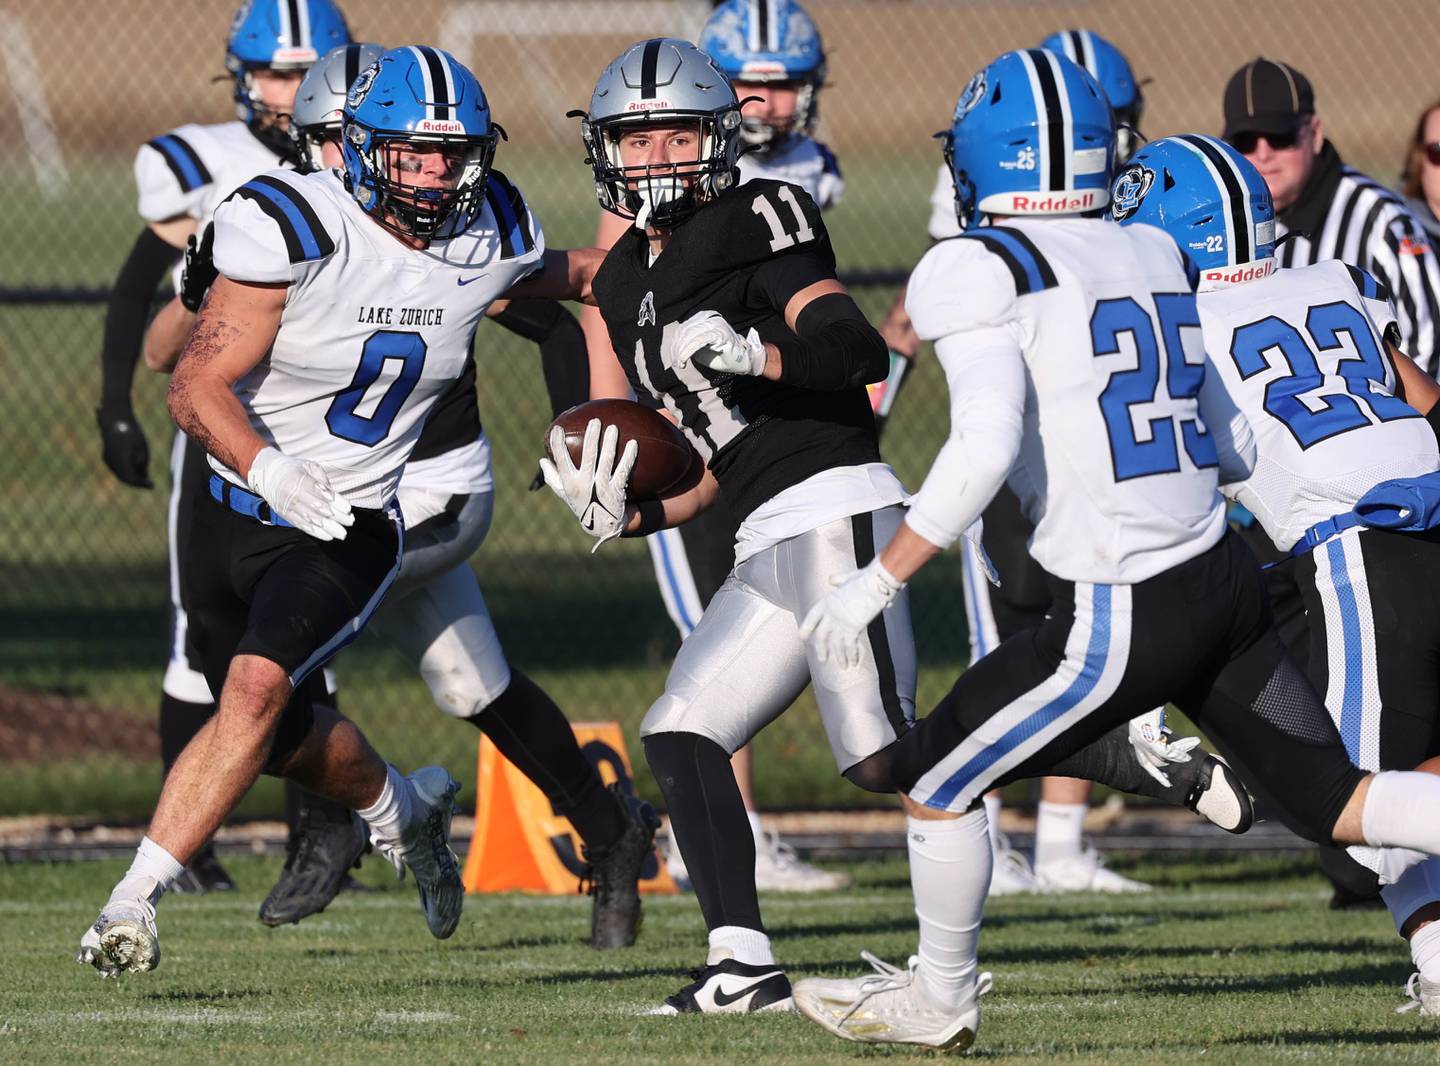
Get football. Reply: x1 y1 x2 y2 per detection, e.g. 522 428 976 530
545 398 695 499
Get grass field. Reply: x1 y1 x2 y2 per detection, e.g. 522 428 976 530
4 853 1436 1063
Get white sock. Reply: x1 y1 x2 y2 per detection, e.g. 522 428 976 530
109 835 185 907
357 764 414 851
1383 856 1440 936
982 794 1002 850
746 810 766 841
1362 771 1440 855
1034 801 1086 868
908 810 990 1009
709 925 775 967
1411 922 1440 983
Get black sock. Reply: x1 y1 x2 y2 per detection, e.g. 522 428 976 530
644 731 763 934
159 694 216 775
465 669 624 849
1046 724 1184 803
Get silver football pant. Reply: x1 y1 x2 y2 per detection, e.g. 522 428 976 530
368 486 513 717
640 505 916 773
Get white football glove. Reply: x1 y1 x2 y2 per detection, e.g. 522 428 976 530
799 557 907 668
538 418 637 553
1127 707 1202 787
247 446 354 542
666 310 768 376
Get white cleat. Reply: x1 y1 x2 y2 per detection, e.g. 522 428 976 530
794 952 990 1050
76 897 160 978
1035 847 1151 893
1397 972 1440 1015
371 767 464 940
989 833 1041 896
754 831 852 893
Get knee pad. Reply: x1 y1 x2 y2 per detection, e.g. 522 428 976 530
843 746 897 795
419 624 512 719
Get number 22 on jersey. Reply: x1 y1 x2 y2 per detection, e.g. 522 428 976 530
1092 294 1218 482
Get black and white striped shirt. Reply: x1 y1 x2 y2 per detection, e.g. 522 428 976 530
1276 141 1440 376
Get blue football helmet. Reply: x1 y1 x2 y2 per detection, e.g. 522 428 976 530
699 0 826 153
943 49 1114 230
1108 134 1277 290
1039 30 1144 161
226 0 351 163
341 46 500 241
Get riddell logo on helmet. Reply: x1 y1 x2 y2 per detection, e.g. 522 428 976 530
1203 260 1277 287
625 100 673 111
1006 191 1100 212
272 46 318 65
416 119 465 134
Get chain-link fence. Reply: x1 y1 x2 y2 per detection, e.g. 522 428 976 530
3 0 1435 821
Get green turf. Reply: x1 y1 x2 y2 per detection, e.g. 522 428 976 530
3 853 1434 1063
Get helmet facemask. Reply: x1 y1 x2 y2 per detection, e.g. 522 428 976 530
734 78 819 156
582 108 742 229
345 127 498 241
229 61 309 166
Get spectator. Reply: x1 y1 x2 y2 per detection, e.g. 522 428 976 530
1400 100 1440 240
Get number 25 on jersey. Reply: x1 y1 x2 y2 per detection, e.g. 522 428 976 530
1092 294 1218 482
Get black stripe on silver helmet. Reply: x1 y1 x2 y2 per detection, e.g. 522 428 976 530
574 38 743 229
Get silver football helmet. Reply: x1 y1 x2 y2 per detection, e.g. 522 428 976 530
576 38 744 228
291 42 385 173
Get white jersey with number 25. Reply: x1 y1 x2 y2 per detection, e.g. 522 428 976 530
906 218 1228 585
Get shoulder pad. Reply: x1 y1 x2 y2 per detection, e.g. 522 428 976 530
134 125 215 222
1344 263 1393 306
905 235 1024 341
686 179 832 273
815 141 842 178
482 170 544 260
212 171 334 283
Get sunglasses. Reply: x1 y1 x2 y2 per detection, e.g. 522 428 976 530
1425 142 1440 167
1229 124 1307 154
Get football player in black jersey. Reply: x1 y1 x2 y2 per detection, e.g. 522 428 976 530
546 37 1248 1016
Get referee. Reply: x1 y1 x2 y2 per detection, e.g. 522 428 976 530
1223 57 1440 374
1222 56 1440 910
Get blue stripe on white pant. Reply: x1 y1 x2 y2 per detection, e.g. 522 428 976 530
960 538 1000 663
646 527 704 640
1313 530 1382 769
910 582 1133 812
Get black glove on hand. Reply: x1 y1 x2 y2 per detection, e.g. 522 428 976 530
179 222 217 313
96 406 153 489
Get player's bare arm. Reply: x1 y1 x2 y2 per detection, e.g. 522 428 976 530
144 297 194 373
1388 339 1440 414
503 247 606 305
583 209 637 399
167 275 284 478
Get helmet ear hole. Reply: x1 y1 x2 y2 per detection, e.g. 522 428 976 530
1162 167 1176 192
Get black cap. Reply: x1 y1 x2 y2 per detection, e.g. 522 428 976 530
1222 57 1315 139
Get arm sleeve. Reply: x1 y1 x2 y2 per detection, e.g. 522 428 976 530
491 299 589 417
905 237 1019 341
1368 213 1440 376
771 291 889 390
99 227 184 411
904 329 1027 550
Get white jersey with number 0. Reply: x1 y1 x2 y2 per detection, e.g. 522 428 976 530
906 218 1227 584
1197 259 1439 551
209 167 545 509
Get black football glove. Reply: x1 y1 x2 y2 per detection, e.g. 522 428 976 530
96 406 153 489
179 222 217 313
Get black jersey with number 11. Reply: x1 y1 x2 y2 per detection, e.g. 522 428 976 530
592 179 880 520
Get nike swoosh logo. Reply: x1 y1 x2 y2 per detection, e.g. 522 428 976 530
711 972 784 1007
456 274 488 286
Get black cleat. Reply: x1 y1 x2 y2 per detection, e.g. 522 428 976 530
1328 885 1386 911
258 809 368 927
1179 753 1254 835
169 844 236 895
652 951 795 1014
581 785 660 950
